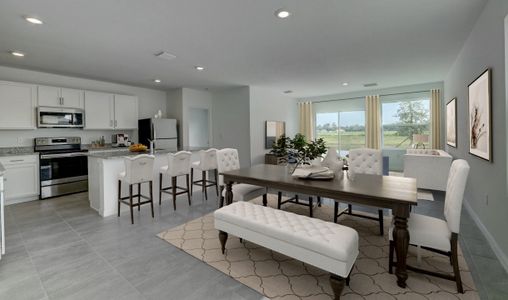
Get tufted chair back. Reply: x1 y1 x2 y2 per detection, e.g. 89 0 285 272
444 159 470 234
217 148 240 186
348 148 382 176
122 154 155 184
198 148 218 171
164 151 192 177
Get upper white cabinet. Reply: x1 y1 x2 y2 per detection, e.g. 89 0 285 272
0 81 37 129
113 95 138 129
84 91 115 129
38 85 84 109
84 91 138 130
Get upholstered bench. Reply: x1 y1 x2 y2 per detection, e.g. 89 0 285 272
214 201 359 299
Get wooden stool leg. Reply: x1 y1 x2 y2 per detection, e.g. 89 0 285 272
334 202 339 223
451 233 464 293
172 176 177 211
262 194 267 206
129 184 134 224
186 174 192 206
388 240 394 274
309 197 313 218
117 180 121 217
137 183 141 211
190 168 194 196
219 231 228 254
202 171 207 200
317 196 322 207
219 186 224 208
214 169 219 197
329 274 345 300
348 204 352 214
277 191 282 209
149 181 154 218
378 209 384 236
159 173 163 205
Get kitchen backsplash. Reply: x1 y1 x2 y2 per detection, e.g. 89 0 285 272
0 128 135 147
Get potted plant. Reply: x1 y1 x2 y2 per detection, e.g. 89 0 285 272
288 134 327 171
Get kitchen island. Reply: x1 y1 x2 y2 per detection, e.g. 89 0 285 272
87 147 207 217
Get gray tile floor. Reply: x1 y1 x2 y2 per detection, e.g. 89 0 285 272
1 190 507 299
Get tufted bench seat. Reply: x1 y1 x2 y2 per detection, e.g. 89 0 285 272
214 201 359 299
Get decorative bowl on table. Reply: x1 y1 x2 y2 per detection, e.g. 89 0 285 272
128 144 148 153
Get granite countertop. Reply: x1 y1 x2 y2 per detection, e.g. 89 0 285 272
0 147 35 157
87 146 209 159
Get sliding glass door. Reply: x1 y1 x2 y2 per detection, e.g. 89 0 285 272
315 99 365 157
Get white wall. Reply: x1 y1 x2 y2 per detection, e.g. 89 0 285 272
211 87 251 168
188 108 210 147
444 0 508 269
0 65 167 146
249 86 298 165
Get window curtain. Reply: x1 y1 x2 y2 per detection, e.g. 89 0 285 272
365 95 381 149
298 102 314 141
431 89 441 149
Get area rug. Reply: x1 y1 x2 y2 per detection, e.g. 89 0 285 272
158 196 478 299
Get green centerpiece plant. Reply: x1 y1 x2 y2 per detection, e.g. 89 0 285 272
270 133 327 173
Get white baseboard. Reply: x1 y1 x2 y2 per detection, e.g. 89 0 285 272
5 195 38 206
464 199 508 273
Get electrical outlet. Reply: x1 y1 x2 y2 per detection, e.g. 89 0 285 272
485 195 489 206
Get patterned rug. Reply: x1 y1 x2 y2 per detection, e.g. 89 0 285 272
157 196 478 299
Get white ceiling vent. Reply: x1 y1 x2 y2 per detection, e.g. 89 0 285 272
155 51 176 61
363 83 378 87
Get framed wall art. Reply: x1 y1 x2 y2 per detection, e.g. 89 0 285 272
468 68 491 161
446 98 457 148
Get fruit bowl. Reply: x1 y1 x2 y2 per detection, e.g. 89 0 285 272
129 144 148 152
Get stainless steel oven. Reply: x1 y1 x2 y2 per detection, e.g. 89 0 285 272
35 137 88 199
37 107 84 128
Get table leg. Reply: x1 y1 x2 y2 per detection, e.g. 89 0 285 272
225 181 233 205
393 204 410 288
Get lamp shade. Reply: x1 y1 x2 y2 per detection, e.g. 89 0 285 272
413 134 429 143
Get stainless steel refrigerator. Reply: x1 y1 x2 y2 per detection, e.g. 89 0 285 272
138 118 178 149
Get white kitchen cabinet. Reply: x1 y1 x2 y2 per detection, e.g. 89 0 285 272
84 91 115 129
38 85 84 109
84 91 138 130
114 95 138 129
0 155 39 204
0 81 37 129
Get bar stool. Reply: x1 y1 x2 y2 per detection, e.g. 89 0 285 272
190 148 219 200
118 154 155 224
159 151 192 210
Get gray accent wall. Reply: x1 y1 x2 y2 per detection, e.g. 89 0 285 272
249 87 298 165
211 87 252 168
444 0 508 267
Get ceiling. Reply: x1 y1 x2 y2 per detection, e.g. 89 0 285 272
0 0 487 97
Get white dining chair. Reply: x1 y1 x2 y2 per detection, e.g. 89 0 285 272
388 159 470 293
159 151 192 210
217 148 267 207
191 148 219 200
118 154 155 224
334 148 385 235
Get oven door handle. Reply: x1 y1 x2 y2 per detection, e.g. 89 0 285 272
40 153 88 159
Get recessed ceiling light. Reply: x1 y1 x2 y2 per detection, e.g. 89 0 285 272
25 16 43 25
10 51 25 57
195 66 205 71
342 82 349 87
275 9 291 19
154 79 161 83
283 90 293 94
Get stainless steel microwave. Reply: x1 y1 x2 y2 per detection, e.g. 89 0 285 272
37 107 84 128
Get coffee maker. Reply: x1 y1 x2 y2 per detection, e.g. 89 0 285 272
112 134 130 147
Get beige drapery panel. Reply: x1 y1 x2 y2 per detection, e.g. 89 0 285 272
365 95 381 149
298 102 314 142
431 89 441 149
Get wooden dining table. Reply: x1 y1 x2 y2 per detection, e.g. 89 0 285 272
221 164 417 288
